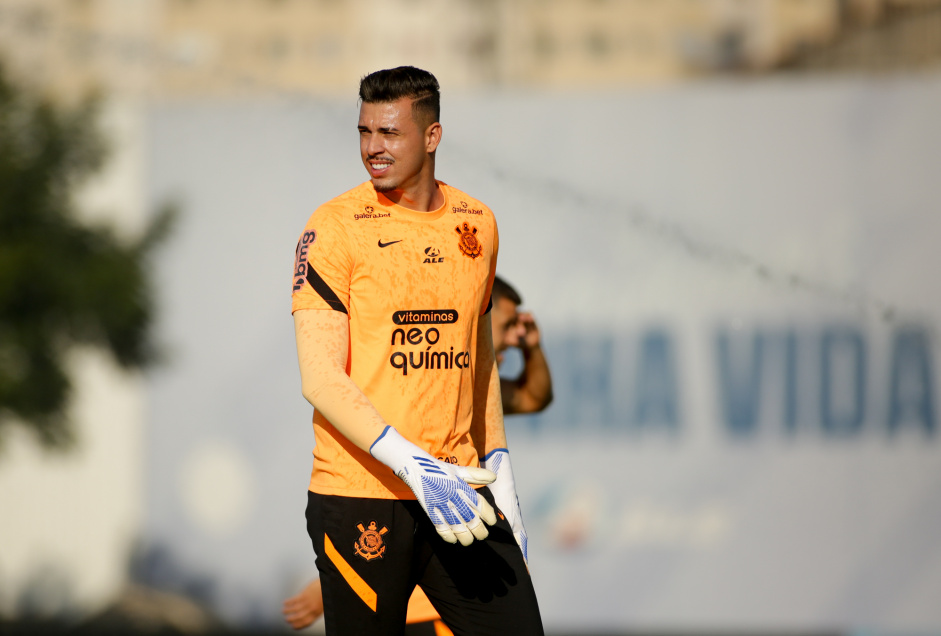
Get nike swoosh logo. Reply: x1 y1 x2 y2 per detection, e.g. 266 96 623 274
378 239 403 248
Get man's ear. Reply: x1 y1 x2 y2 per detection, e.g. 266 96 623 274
426 122 442 153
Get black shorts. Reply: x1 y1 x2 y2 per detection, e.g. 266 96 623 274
306 487 544 636
404 619 450 636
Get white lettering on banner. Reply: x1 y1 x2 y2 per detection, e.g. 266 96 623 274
518 325 937 439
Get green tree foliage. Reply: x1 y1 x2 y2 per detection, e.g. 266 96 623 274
0 62 175 449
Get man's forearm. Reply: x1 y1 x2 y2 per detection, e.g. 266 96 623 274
472 312 508 454
504 345 554 414
294 309 388 451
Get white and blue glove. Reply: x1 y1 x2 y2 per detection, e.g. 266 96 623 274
370 426 497 546
483 448 528 564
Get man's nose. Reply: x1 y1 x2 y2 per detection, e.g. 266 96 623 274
366 133 384 157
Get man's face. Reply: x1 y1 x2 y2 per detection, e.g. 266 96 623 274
491 297 521 365
358 98 436 193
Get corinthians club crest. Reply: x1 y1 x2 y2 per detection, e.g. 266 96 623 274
354 521 389 561
455 222 483 259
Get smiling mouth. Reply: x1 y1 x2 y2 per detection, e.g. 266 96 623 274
369 159 393 173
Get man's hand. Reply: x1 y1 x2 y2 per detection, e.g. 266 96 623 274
500 309 553 415
483 449 529 564
516 311 542 352
370 426 498 546
282 578 324 630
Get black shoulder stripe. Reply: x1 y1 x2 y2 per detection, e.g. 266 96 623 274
305 265 348 314
484 294 493 315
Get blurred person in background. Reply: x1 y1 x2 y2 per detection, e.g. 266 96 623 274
290 66 542 634
284 274 553 633
490 275 553 415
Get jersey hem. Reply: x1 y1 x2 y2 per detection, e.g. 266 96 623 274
308 482 486 498
309 483 418 500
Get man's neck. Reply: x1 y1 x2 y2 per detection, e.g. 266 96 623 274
380 170 442 212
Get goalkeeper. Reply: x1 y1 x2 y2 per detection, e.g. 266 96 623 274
285 275 554 634
290 66 542 635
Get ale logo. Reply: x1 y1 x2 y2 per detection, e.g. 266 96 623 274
423 246 444 264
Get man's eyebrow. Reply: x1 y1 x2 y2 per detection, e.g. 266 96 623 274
357 125 400 134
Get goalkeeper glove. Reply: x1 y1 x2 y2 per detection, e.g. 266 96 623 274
370 426 497 546
483 448 529 564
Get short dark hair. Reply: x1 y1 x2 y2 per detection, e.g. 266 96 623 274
492 275 522 306
359 66 440 128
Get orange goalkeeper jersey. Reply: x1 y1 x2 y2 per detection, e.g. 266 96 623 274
291 181 498 499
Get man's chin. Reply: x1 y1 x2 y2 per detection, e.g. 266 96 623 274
371 178 397 193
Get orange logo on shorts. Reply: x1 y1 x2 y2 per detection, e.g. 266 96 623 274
354 521 389 561
455 222 483 259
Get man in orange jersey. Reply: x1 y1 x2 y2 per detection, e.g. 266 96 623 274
291 67 542 634
284 274 554 633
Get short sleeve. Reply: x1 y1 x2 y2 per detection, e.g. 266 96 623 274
291 206 353 314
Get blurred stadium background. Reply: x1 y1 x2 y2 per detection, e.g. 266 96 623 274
1 0 940 634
